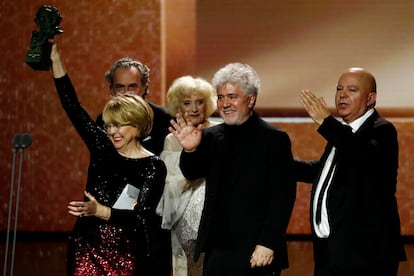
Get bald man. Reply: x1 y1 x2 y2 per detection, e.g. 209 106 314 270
295 68 406 276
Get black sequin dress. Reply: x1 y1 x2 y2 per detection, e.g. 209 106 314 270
53 75 169 276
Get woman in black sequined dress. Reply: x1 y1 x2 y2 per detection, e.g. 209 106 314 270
49 42 170 275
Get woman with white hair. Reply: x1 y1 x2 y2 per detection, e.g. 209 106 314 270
157 75 218 276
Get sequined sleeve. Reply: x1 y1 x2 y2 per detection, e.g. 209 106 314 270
110 156 167 228
53 74 109 151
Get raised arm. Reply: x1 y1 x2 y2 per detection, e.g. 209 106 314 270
49 40 108 151
300 89 331 125
49 41 66 78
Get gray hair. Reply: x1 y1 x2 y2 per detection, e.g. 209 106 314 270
212 63 261 98
105 57 150 96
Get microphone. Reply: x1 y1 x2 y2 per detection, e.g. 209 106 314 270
4 133 32 276
12 133 32 149
20 134 32 148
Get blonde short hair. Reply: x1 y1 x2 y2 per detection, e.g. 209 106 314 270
166 76 217 117
102 94 153 140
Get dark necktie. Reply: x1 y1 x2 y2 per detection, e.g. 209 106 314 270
315 151 337 224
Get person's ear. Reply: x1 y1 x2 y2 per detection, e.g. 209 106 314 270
367 92 376 106
248 94 256 108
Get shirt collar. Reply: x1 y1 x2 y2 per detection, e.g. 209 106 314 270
339 108 374 133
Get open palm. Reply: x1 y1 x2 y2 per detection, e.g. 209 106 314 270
169 113 202 152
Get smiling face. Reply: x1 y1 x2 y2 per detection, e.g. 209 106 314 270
102 94 153 156
335 69 376 123
178 93 207 126
217 83 255 125
105 124 139 154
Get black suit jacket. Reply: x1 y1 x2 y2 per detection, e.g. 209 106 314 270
180 112 297 270
296 110 406 269
96 101 171 156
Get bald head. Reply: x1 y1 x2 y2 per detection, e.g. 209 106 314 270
342 67 376 93
336 67 377 123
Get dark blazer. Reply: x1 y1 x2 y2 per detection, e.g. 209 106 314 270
296 110 406 269
180 112 297 270
96 101 171 156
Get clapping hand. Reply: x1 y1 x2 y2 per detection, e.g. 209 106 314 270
300 89 331 125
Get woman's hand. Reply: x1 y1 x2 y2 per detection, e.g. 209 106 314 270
48 38 67 78
68 191 111 221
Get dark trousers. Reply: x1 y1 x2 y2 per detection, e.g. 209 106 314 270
313 239 399 276
136 228 172 276
203 248 281 276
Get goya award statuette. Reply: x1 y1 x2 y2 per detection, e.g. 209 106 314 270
25 5 63 70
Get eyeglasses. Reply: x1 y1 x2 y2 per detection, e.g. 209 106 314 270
104 123 133 131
